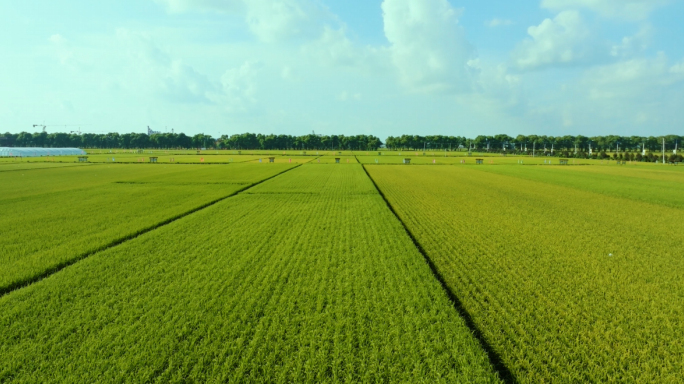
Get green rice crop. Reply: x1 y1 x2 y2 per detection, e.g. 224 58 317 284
473 164 684 208
366 165 684 383
0 163 296 294
0 164 500 383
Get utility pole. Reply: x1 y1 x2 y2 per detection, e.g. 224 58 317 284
663 138 666 164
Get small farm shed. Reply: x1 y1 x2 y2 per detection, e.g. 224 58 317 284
269 157 275 163
335 158 341 163
475 158 484 164
559 159 569 165
403 158 411 164
149 157 158 163
78 156 88 162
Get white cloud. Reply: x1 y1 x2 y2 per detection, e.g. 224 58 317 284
220 61 263 110
154 0 241 13
337 91 361 102
49 34 73 66
154 0 333 43
583 53 683 92
486 18 513 27
671 60 684 75
610 25 653 58
48 34 93 70
302 27 389 73
381 0 477 93
117 29 218 104
541 0 670 21
513 11 604 70
245 0 329 43
546 53 684 131
280 66 298 81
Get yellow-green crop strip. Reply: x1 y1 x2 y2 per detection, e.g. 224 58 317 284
0 164 500 383
473 163 684 209
0 163 296 294
366 165 684 383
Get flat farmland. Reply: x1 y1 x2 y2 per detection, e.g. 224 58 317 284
0 164 499 383
3 159 682 383
366 164 684 382
0 163 296 294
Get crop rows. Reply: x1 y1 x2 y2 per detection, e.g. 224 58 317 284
0 164 500 383
367 165 684 383
0 163 296 294
474 164 684 209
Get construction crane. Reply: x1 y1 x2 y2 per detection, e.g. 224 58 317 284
33 124 90 133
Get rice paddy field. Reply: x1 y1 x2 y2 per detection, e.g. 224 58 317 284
1 154 683 383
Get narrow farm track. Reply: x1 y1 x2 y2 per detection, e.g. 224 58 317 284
361 164 518 384
0 163 302 298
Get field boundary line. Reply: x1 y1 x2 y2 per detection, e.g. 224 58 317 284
0 163 302 298
0 163 101 173
361 164 517 384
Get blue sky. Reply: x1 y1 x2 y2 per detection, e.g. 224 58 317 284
1 0 683 139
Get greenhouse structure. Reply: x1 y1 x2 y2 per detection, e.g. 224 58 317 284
0 147 86 157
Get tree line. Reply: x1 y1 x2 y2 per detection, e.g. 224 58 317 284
386 134 683 152
1 131 681 156
0 131 382 151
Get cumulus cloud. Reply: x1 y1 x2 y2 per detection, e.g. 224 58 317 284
610 25 653 58
382 0 477 93
117 29 218 104
671 60 684 75
549 53 684 130
48 34 93 70
153 0 243 13
583 53 683 92
302 27 389 73
541 0 670 21
512 11 605 70
245 0 329 43
154 0 333 43
220 61 263 110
